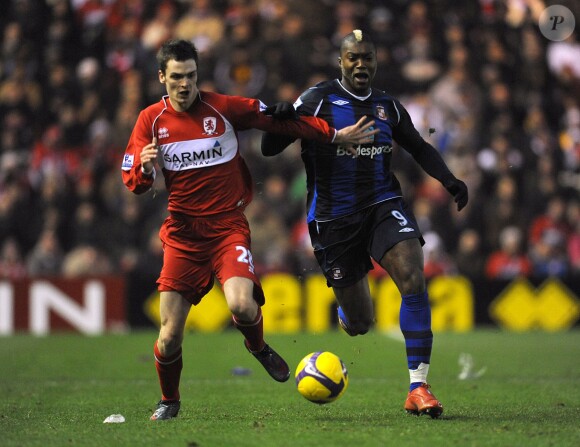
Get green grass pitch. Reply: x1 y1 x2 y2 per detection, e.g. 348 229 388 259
1 329 579 447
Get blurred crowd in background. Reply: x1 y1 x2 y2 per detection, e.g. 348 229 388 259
0 0 579 284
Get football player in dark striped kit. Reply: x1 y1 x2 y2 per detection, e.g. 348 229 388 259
262 30 468 418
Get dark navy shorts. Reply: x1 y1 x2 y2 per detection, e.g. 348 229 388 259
308 198 424 288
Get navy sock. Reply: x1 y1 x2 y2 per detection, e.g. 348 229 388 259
400 292 433 390
409 382 423 391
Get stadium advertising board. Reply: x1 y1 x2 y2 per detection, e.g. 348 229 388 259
0 277 125 335
1 274 579 334
142 273 580 333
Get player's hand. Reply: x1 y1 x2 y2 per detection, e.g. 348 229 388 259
141 137 158 175
444 177 468 211
334 116 379 145
264 101 299 120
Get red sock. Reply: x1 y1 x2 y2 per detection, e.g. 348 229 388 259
154 340 182 401
232 307 265 352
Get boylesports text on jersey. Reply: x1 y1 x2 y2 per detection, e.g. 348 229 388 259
336 144 393 159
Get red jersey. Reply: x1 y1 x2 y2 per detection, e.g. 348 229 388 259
122 92 337 216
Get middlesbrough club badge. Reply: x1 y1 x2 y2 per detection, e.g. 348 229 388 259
203 117 218 135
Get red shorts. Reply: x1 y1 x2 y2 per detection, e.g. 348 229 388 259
157 210 264 305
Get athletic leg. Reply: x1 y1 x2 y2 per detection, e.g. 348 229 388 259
155 291 191 399
334 276 374 336
380 238 431 379
379 238 442 417
151 290 191 420
224 276 290 382
225 276 264 351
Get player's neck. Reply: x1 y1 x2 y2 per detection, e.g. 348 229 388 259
338 79 372 99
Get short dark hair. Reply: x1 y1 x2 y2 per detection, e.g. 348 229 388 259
340 29 375 53
156 39 199 73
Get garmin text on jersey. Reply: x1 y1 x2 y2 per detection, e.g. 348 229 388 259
158 128 239 171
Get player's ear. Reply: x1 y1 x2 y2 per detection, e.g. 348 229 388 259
158 70 165 84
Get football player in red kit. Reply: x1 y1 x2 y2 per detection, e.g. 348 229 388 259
121 39 377 421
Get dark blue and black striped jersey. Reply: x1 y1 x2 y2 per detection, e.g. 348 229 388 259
294 79 426 223
261 79 456 223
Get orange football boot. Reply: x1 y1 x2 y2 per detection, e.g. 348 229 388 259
404 383 444 418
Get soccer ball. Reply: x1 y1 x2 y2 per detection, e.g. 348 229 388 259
295 351 348 404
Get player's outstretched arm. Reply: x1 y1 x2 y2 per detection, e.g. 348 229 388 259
260 102 299 156
392 99 468 211
263 102 299 120
333 116 378 145
261 131 295 156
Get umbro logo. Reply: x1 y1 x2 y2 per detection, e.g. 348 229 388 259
399 228 414 233
332 100 349 106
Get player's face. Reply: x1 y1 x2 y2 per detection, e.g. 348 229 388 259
338 41 377 95
159 58 199 112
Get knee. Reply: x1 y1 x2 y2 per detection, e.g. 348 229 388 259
228 296 258 321
157 329 183 357
380 241 426 294
224 278 258 320
356 317 373 335
346 317 373 336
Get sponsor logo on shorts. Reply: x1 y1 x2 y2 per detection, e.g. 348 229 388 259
332 100 349 106
399 227 414 233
